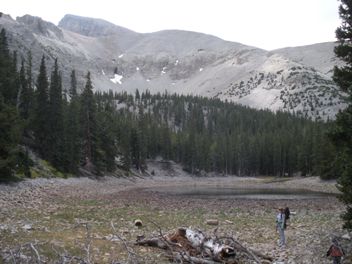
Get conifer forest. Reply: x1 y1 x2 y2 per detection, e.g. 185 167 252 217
0 28 338 181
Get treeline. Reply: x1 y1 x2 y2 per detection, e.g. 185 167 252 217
97 91 336 177
0 28 338 180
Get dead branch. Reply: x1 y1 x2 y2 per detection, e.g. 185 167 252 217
135 237 169 249
9 249 16 264
111 220 140 263
2 241 46 264
219 236 261 263
145 217 180 254
29 243 41 263
50 241 90 264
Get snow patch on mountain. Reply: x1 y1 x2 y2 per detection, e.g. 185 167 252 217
110 74 123 84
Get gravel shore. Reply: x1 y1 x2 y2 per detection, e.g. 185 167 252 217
0 162 351 263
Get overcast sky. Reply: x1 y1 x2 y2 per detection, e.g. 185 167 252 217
2 0 341 50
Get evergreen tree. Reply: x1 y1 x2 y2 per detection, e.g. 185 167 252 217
18 60 28 119
330 0 352 230
34 55 50 157
11 51 20 106
0 28 18 105
130 126 143 170
0 28 22 180
0 28 9 57
118 117 132 171
64 70 81 173
135 89 140 101
48 59 64 169
0 94 21 180
26 51 34 115
97 102 117 172
69 69 77 98
80 72 100 173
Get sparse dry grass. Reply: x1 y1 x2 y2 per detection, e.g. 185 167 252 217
0 176 348 263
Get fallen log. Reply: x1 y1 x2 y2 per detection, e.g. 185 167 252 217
135 227 266 264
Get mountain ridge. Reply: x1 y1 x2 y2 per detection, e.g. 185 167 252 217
0 13 347 120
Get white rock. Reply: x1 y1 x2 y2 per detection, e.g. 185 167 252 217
22 224 33 230
342 233 351 240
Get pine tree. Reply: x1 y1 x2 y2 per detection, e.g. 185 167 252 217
34 55 50 157
0 94 21 180
119 118 131 171
130 126 142 170
69 69 77 98
18 57 34 123
330 0 352 230
0 29 22 179
11 51 20 105
0 28 22 180
64 70 81 173
97 102 117 172
80 72 100 173
48 59 64 169
26 51 34 115
18 60 28 119
0 28 18 105
0 28 9 57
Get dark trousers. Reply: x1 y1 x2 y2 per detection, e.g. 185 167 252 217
333 256 342 264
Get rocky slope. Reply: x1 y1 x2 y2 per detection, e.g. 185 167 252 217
0 13 347 120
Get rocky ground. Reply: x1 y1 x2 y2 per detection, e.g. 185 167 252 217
0 162 351 263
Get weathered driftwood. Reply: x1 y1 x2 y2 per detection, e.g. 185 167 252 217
135 227 268 264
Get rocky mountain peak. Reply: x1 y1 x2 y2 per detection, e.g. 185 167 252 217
0 12 13 20
58 14 138 38
0 14 347 120
16 15 63 39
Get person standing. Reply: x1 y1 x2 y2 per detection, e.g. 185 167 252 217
276 208 286 247
326 237 345 264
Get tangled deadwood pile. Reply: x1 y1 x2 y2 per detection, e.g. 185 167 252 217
135 227 273 264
